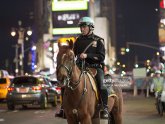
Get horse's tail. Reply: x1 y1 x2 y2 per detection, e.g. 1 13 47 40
113 85 123 113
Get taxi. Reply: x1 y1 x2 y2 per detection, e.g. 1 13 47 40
0 77 11 100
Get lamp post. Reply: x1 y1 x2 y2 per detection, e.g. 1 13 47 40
11 21 32 76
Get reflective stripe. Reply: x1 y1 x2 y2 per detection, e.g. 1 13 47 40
153 77 164 92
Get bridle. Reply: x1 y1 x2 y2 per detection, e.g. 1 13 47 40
57 60 84 91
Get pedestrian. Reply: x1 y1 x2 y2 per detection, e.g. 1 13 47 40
150 70 165 99
73 16 109 118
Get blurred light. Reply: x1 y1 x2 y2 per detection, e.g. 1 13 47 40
156 52 160 56
148 66 151 69
112 67 116 72
160 19 165 25
31 45 36 51
11 30 16 37
48 47 53 51
117 62 120 65
25 73 29 76
25 37 29 41
160 46 165 51
27 29 32 36
67 21 73 24
135 64 139 68
15 69 18 73
126 48 130 52
34 65 37 69
122 64 126 68
146 59 150 63
155 8 158 11
160 0 165 9
147 69 150 72
122 71 126 75
120 51 125 55
121 48 125 51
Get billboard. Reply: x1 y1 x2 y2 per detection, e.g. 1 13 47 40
52 0 88 35
159 0 165 44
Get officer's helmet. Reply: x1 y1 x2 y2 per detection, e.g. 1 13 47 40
78 17 94 28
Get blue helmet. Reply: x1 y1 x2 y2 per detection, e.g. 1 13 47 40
78 17 94 28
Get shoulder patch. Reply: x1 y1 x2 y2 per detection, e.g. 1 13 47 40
100 39 104 45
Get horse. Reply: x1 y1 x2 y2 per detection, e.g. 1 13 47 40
56 39 123 124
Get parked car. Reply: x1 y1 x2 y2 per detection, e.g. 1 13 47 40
6 75 57 110
0 77 11 100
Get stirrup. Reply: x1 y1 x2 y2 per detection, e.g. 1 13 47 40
100 109 109 119
100 106 109 119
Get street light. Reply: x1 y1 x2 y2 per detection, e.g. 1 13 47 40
11 21 32 75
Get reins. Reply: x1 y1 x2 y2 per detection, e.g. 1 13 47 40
83 40 95 53
57 63 86 91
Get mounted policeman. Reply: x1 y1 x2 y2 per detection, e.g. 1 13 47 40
73 16 109 118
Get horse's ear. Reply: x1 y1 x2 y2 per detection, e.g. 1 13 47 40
67 39 74 50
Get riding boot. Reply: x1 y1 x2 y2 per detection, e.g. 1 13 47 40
100 89 109 119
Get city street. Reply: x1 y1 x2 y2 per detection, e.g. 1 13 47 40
0 94 165 124
123 94 165 124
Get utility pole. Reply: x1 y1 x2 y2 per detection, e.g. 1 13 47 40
126 42 159 51
11 20 32 76
12 44 19 76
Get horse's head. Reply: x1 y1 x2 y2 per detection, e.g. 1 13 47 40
56 39 75 86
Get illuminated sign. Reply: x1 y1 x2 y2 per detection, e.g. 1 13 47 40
159 0 165 44
52 11 88 28
53 27 80 34
52 0 89 35
52 0 88 11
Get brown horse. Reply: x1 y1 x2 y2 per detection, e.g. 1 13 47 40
56 40 123 124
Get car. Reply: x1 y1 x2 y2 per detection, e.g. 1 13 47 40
49 80 62 104
6 75 57 110
0 77 11 101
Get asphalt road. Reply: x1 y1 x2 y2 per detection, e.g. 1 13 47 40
0 94 165 124
123 94 165 124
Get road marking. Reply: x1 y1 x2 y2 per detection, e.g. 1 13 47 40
0 110 6 112
34 110 45 114
0 118 5 122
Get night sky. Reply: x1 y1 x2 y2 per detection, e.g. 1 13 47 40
116 0 160 69
0 0 34 73
0 0 160 73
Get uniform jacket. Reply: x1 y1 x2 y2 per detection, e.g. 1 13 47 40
150 76 165 92
73 33 105 67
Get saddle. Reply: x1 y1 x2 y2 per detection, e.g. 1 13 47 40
86 67 97 77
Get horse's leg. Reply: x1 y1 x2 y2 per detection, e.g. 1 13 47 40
108 96 115 112
80 114 92 124
66 118 78 124
112 110 122 124
111 96 123 124
66 114 78 124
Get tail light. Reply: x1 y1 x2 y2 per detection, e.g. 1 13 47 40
32 86 42 91
8 87 15 92
56 87 61 91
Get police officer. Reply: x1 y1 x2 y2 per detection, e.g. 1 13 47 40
74 16 109 118
150 70 165 97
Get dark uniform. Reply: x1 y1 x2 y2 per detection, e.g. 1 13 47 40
74 33 108 107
